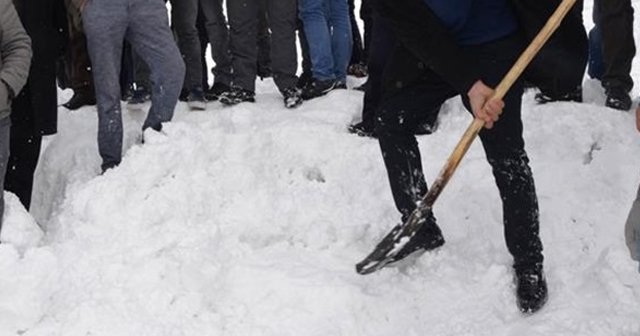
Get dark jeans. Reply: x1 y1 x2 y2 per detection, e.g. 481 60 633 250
594 0 635 92
376 35 543 271
83 0 185 170
227 0 298 93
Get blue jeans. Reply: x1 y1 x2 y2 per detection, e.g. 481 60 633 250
299 0 352 82
83 0 185 170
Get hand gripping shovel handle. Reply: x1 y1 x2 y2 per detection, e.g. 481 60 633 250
356 0 579 275
425 0 579 208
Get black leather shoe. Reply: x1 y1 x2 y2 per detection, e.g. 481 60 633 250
605 88 632 110
63 89 96 110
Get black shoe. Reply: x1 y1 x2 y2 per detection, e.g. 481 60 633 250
205 82 230 101
348 121 376 138
187 87 206 111
388 215 445 264
301 78 336 100
219 87 256 106
257 66 273 80
127 86 151 111
297 71 313 89
348 63 368 78
515 266 548 314
63 89 96 110
535 87 583 104
605 88 632 110
100 161 119 175
282 87 303 109
334 80 347 90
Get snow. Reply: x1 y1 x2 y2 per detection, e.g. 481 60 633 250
0 1 639 335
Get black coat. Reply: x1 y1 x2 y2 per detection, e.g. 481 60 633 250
12 0 67 136
375 0 587 96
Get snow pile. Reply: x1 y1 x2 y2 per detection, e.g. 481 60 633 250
0 77 636 335
0 1 638 333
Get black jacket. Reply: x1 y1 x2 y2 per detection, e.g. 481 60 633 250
375 0 587 95
12 0 67 136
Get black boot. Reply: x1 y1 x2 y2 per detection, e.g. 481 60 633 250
348 121 376 138
63 87 96 110
515 265 548 314
388 214 445 264
605 87 632 111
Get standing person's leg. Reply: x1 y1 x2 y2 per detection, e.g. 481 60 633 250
299 0 340 99
0 117 10 233
588 3 604 80
328 0 352 85
267 0 302 108
267 0 299 92
4 93 42 210
128 0 185 132
299 0 335 82
199 0 233 90
171 0 206 108
220 0 259 105
257 0 272 79
462 36 546 313
63 0 96 110
598 0 635 110
347 0 366 77
82 0 128 172
297 19 313 89
349 12 396 137
360 0 373 63
373 47 454 261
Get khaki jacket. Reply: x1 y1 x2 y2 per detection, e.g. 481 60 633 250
0 0 31 120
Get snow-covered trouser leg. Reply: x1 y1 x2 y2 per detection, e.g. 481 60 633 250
462 35 544 272
375 45 454 218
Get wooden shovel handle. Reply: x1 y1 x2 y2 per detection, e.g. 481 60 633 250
422 0 579 208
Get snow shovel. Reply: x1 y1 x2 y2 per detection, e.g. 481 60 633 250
356 0 580 275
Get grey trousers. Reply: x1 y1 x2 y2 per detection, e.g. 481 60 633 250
83 0 185 170
172 0 233 90
227 0 298 93
0 116 10 233
626 184 640 264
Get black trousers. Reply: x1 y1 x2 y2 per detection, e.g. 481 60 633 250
5 89 43 210
376 34 543 270
348 0 365 66
595 0 636 92
359 12 396 128
227 0 298 92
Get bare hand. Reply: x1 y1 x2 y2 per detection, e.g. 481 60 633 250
467 80 505 129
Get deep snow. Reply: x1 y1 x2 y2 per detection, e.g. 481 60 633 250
1 1 640 335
